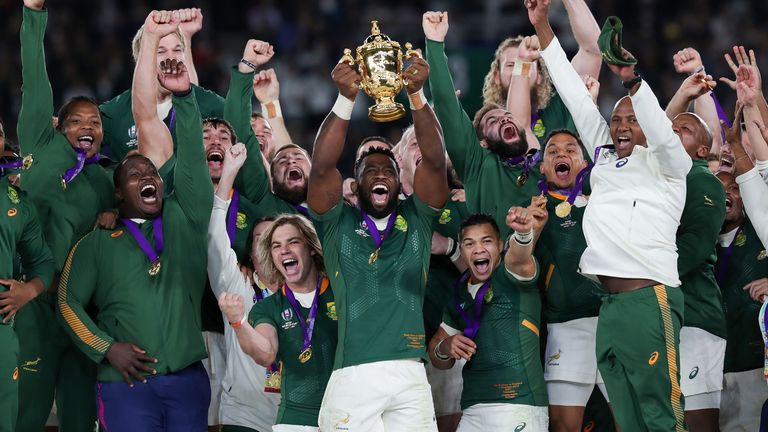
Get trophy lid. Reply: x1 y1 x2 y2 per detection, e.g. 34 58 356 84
363 19 396 46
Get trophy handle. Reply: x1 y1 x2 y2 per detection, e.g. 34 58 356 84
339 48 355 66
404 42 422 60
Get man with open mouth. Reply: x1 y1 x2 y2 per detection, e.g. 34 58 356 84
15 1 117 430
532 0 692 430
308 48 448 431
428 206 549 431
56 12 214 431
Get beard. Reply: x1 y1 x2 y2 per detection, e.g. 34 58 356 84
273 180 307 205
357 184 401 218
486 133 529 160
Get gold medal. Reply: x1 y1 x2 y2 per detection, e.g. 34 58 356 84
149 260 161 276
555 201 572 218
368 248 380 265
516 172 528 187
298 347 312 363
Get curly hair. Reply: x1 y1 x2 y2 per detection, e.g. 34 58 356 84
481 36 555 111
255 214 324 286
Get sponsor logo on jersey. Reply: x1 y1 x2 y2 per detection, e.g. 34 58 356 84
648 351 659 365
758 250 767 261
7 208 17 217
438 209 452 225
583 420 596 432
689 366 699 379
7 186 20 204
547 349 562 366
703 195 714 207
21 357 41 372
12 367 18 381
326 302 337 320
615 158 628 168
236 212 247 230
514 422 527 432
111 230 124 238
394 215 408 232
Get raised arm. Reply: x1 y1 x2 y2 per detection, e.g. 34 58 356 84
505 36 540 149
253 68 295 151
307 61 360 215
665 72 717 120
736 64 768 163
404 57 449 209
177 8 202 85
530 0 608 158
17 0 56 155
132 11 180 169
218 293 279 367
424 11 483 179
562 0 602 78
504 197 547 279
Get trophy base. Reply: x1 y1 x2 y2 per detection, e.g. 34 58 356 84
368 102 406 122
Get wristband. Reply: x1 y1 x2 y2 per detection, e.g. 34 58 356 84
229 314 247 329
512 60 537 78
511 230 533 246
408 88 428 110
690 65 705 76
240 58 259 72
434 339 451 361
261 100 282 119
332 93 355 120
622 72 642 90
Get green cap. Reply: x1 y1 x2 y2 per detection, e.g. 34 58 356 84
597 16 637 66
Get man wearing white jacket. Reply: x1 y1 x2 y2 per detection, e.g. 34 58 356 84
528 1 691 430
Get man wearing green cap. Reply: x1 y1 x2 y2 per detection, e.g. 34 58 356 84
529 0 692 430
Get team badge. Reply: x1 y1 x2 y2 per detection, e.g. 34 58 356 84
7 187 20 204
281 308 294 322
22 357 41 372
483 286 493 303
22 155 34 170
533 118 546 138
615 158 628 168
111 230 124 238
7 208 17 217
547 349 562 366
394 215 408 232
326 302 337 320
236 212 247 229
758 250 767 261
703 195 714 207
438 209 452 225
735 230 747 247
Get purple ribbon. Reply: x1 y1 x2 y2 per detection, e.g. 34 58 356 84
227 189 240 247
283 275 323 352
710 92 731 143
360 210 397 253
537 145 602 203
716 224 743 285
253 285 264 303
0 157 23 177
120 216 164 267
454 271 492 340
293 204 309 217
168 107 177 131
61 149 101 186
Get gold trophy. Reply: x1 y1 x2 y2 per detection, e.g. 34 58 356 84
340 20 421 122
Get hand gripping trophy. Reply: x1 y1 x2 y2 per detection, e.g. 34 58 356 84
339 20 421 122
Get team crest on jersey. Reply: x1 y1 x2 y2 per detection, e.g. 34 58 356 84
326 302 337 320
438 209 452 225
7 186 20 204
483 287 493 303
547 349 562 366
735 230 747 247
758 250 767 261
703 195 714 207
394 215 408 232
21 357 41 372
236 212 247 230
533 118 546 138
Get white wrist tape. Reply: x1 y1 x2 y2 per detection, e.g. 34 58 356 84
511 230 533 246
332 94 355 120
409 88 428 110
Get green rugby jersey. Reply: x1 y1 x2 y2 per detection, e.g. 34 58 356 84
310 195 440 369
424 199 470 339
0 177 55 301
18 6 115 271
426 39 543 239
444 265 547 409
677 160 727 338
536 193 603 323
249 278 337 426
99 85 224 163
716 218 768 373
57 92 214 382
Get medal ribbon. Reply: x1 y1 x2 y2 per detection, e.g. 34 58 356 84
710 92 730 142
360 210 397 254
226 189 240 247
537 145 603 204
454 271 492 339
716 224 743 285
0 157 23 178
283 275 323 352
62 149 101 186
293 204 309 217
168 107 177 131
760 300 768 381
120 216 165 267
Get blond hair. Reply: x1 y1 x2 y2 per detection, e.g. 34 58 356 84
481 36 554 110
256 214 324 285
131 25 186 63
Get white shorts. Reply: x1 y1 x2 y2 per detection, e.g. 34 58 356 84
272 425 320 431
203 331 227 425
544 317 603 384
720 368 768 431
425 358 465 416
679 327 726 409
457 403 548 432
546 381 609 407
319 359 437 432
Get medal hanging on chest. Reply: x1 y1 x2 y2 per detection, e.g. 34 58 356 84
121 216 164 276
284 276 323 363
538 146 601 218
61 150 101 190
360 210 397 265
264 361 282 393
